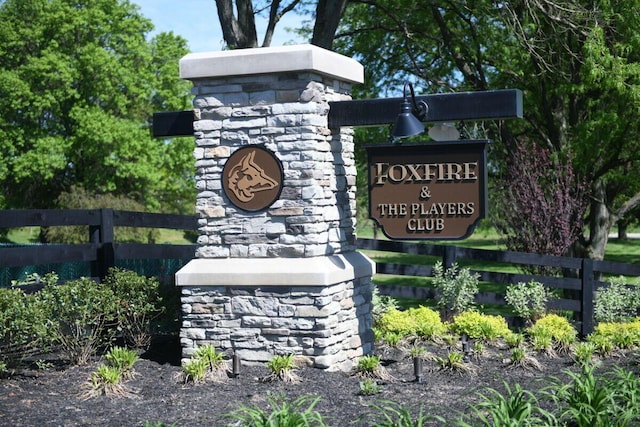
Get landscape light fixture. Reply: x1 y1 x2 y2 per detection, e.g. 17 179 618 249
413 355 424 383
461 334 471 363
232 353 241 377
391 82 428 141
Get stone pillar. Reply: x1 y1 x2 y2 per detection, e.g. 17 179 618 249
175 45 375 371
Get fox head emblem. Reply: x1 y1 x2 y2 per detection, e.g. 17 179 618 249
227 150 278 203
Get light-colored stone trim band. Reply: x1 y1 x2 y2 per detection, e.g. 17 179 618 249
175 252 375 287
179 44 364 84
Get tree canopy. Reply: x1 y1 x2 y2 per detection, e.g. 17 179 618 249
0 0 194 212
337 0 640 259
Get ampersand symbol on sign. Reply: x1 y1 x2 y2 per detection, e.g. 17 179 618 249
420 186 431 199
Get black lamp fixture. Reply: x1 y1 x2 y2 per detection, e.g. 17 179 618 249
461 334 471 363
391 82 429 141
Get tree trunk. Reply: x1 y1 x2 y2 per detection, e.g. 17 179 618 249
311 0 348 50
582 180 612 261
215 0 258 49
618 220 628 240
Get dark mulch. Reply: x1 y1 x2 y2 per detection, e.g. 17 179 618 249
0 335 636 427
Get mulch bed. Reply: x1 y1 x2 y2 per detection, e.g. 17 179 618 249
0 335 636 426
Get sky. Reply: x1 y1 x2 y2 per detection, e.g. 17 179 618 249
133 0 307 53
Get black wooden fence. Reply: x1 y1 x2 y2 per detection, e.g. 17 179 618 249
2 210 640 335
0 209 198 283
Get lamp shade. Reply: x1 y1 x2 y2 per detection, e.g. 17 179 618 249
392 99 425 139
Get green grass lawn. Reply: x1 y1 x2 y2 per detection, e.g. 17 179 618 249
3 227 194 245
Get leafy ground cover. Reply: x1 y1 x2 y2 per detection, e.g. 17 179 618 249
1 334 638 426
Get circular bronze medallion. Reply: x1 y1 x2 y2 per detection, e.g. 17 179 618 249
222 145 284 212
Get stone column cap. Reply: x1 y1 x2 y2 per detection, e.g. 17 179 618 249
175 251 375 287
179 44 364 84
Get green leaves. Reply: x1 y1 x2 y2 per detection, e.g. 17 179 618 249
0 0 193 210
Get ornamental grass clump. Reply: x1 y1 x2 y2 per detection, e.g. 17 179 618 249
544 361 637 427
263 354 300 383
224 393 328 427
81 363 137 400
358 378 383 396
353 355 394 382
459 382 557 427
105 346 139 380
435 351 476 375
573 342 596 366
361 400 445 426
449 310 511 342
505 346 542 371
194 344 227 381
181 357 209 384
181 344 228 384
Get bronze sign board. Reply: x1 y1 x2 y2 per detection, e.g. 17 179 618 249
367 140 489 240
223 145 284 212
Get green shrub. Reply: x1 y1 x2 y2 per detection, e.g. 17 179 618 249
449 310 511 341
103 268 162 349
40 278 117 365
11 272 59 287
432 261 479 318
594 276 640 323
0 287 51 368
505 280 549 322
375 306 446 340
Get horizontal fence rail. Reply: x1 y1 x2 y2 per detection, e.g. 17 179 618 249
3 210 640 336
0 209 198 284
356 238 640 336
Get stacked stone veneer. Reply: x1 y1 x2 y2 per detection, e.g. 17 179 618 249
176 45 375 371
180 253 374 370
192 73 356 258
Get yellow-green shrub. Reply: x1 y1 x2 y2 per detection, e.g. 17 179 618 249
588 319 640 350
449 310 511 340
375 306 446 339
526 314 577 347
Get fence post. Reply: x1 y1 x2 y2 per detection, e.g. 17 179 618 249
90 209 115 282
443 245 457 269
580 258 595 337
